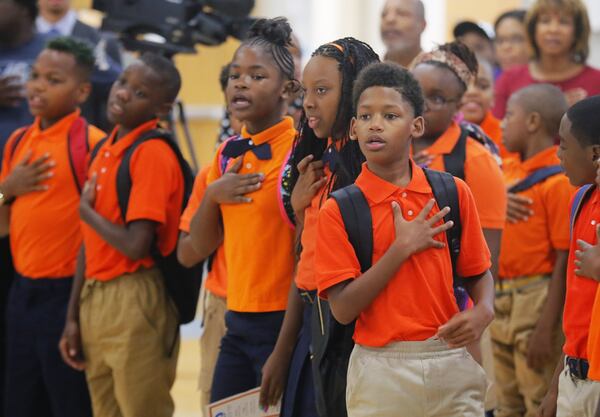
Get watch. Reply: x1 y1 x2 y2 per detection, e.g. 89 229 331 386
0 187 13 206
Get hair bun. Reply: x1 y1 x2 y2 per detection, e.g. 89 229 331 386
247 17 292 47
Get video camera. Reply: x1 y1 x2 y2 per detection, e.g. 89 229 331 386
92 0 256 55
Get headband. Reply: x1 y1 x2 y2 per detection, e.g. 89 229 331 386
412 50 473 87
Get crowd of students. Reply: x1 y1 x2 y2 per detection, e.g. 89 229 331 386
3 0 600 416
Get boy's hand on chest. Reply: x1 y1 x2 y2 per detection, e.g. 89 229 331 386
390 198 454 258
3 150 55 198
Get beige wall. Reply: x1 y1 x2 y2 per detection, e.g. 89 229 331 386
445 0 522 40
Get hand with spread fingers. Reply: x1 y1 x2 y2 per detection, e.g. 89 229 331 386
392 198 453 257
507 192 533 223
208 158 264 205
1 150 54 199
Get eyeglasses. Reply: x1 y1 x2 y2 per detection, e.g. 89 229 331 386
424 94 460 110
495 35 526 46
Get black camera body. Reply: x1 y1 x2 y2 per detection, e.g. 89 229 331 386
92 0 255 55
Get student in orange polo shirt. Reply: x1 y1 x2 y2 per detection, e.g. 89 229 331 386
411 42 506 280
258 38 379 416
177 164 228 414
315 62 494 417
491 84 572 417
188 18 298 402
536 96 600 417
59 54 184 417
460 56 519 162
0 38 103 417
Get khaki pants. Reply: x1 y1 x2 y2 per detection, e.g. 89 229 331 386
346 339 486 417
80 267 179 417
481 328 498 411
198 291 227 416
557 365 600 417
490 277 562 417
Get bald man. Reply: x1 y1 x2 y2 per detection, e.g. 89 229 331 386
380 0 426 68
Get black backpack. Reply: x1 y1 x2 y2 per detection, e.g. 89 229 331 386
311 168 463 417
444 122 500 180
90 129 203 325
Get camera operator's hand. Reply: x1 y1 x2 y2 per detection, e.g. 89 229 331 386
0 75 26 108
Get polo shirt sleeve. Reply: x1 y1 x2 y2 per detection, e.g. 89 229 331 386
179 165 210 233
206 142 226 184
543 175 575 251
455 178 492 278
315 197 361 299
126 139 182 224
464 144 507 230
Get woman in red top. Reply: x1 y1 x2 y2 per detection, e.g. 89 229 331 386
493 0 600 119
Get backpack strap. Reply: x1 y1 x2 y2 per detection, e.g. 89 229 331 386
116 129 194 222
423 169 462 286
442 126 468 180
330 185 373 273
66 117 89 193
508 165 564 194
6 126 30 164
570 184 595 236
89 136 109 164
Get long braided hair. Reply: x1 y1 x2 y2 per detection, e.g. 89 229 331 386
289 37 380 195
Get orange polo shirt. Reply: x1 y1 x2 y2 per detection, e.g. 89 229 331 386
563 186 600 360
81 119 184 281
423 122 507 230
207 117 296 312
315 161 491 347
179 165 227 299
499 147 574 278
295 141 335 291
0 111 105 278
479 111 519 162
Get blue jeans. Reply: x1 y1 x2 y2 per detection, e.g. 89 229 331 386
4 273 92 417
210 310 284 402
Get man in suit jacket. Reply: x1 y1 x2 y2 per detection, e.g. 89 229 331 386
36 0 122 131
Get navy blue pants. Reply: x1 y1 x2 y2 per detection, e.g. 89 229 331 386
4 273 92 417
0 237 14 414
210 311 284 402
281 300 318 417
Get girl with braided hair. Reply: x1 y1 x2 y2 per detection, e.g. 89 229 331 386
259 37 379 417
188 17 301 402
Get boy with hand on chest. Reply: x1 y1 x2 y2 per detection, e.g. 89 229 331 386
0 37 105 417
60 53 185 417
315 62 495 417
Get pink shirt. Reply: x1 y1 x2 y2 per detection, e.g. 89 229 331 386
493 64 600 119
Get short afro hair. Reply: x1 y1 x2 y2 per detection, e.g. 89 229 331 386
566 95 600 147
353 62 424 117
139 53 182 103
46 36 95 80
